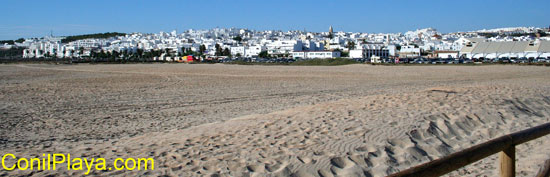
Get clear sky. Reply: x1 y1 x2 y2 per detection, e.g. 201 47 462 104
1 0 549 40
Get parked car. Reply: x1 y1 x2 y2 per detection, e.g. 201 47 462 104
499 58 510 63
534 57 546 63
436 59 447 64
447 59 459 64
413 58 428 64
518 58 528 63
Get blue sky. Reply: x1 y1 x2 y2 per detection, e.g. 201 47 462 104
1 0 549 40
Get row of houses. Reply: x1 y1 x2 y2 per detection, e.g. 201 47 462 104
15 26 550 60
346 39 550 60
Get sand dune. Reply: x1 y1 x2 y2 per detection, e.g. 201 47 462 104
1 64 550 176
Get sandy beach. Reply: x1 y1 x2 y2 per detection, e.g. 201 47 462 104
1 63 550 176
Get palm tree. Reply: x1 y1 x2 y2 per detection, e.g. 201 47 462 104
79 47 84 57
347 41 356 50
199 44 206 55
215 44 222 56
233 36 243 44
137 49 144 58
223 48 230 56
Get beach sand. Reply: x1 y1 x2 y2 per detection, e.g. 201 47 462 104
1 64 550 176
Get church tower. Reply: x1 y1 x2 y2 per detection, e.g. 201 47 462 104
328 26 334 39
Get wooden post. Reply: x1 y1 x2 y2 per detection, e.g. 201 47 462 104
500 145 515 177
535 159 550 177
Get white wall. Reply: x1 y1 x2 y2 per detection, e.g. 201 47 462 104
246 45 266 57
349 50 363 58
230 46 245 56
437 52 458 58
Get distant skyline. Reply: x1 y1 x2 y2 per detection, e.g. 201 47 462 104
1 0 549 40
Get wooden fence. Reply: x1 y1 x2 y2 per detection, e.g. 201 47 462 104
388 122 550 177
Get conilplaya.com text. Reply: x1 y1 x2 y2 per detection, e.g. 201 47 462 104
2 153 154 175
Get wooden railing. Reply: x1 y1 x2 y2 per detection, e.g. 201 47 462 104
388 122 550 177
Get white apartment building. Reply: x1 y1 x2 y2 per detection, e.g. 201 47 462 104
302 40 324 51
68 39 102 48
230 46 245 56
399 45 421 57
23 41 63 58
267 40 303 55
246 45 266 57
351 44 391 59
